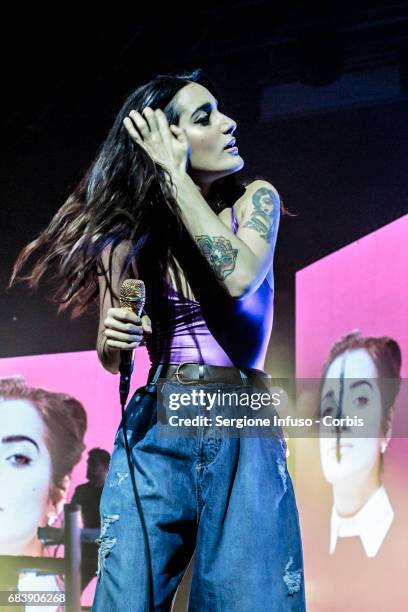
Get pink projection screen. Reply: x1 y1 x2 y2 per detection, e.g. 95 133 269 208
0 347 151 606
295 214 408 611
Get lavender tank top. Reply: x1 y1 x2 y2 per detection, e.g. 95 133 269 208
146 206 274 370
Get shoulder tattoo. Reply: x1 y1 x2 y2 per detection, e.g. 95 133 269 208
195 235 238 281
242 186 280 244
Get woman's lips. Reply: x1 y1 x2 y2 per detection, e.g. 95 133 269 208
224 146 239 154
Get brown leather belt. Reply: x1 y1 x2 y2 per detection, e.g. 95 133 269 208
147 362 271 386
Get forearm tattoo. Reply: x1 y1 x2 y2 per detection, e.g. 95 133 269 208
195 235 238 280
242 187 280 244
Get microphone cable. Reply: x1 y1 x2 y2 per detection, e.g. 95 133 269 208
118 279 152 611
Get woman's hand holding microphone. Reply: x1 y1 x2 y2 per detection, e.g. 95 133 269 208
104 308 152 351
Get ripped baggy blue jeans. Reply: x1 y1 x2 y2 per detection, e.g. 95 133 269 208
92 375 306 612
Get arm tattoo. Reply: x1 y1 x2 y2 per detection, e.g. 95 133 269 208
195 235 238 281
242 187 280 244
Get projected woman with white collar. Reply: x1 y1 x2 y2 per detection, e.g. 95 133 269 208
318 331 401 558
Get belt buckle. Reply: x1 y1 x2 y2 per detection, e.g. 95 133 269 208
174 361 200 385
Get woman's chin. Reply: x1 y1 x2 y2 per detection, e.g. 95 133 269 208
190 164 244 183
218 158 245 176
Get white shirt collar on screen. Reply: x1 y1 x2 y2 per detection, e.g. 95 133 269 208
330 484 394 558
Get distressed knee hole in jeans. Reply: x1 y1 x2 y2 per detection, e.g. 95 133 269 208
283 556 303 597
96 513 119 579
107 471 128 487
276 458 288 494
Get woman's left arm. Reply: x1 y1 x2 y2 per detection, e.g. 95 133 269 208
171 173 280 299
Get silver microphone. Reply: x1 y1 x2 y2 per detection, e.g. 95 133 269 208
119 279 146 406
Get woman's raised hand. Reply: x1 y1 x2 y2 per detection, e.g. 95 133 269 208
123 107 190 176
104 308 152 351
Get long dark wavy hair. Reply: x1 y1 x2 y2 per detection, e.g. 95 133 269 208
9 68 288 329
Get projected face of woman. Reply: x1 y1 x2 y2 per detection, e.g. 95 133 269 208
0 399 56 555
175 82 244 186
319 349 386 484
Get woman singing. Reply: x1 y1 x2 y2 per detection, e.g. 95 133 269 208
11 69 305 611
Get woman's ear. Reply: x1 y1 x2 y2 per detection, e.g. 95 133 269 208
46 475 71 525
380 407 394 454
384 406 394 443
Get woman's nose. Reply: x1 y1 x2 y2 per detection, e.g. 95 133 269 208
221 115 237 134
